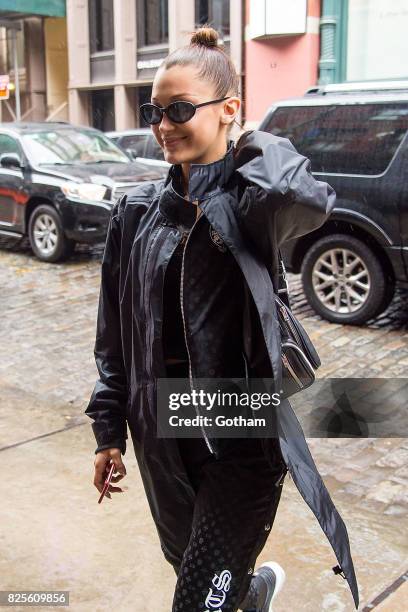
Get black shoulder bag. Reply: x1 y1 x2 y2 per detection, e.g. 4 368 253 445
276 250 321 400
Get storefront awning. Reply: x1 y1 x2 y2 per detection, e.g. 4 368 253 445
0 0 65 19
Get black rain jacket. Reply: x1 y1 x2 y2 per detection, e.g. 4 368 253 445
85 130 359 609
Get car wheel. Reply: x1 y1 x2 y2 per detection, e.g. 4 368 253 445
301 234 394 325
28 204 76 263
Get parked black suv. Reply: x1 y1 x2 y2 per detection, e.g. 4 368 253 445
0 122 167 262
259 80 408 324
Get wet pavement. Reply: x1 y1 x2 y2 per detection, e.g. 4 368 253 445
0 238 407 611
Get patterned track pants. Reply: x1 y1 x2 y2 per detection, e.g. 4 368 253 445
165 364 288 612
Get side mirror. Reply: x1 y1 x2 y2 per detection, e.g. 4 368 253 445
0 153 23 170
125 148 137 161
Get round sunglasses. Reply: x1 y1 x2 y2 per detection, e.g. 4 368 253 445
140 96 230 125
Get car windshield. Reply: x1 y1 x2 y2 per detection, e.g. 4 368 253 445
22 128 130 165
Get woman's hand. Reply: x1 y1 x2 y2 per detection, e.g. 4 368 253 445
93 448 127 499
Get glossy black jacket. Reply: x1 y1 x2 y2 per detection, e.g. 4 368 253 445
85 130 359 608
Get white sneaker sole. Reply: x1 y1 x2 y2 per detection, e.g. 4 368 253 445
258 561 286 612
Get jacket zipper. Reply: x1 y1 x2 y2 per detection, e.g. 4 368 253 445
180 230 189 245
179 200 216 455
279 303 303 346
277 280 305 390
281 352 304 388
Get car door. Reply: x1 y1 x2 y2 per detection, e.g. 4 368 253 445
0 133 26 229
396 132 408 279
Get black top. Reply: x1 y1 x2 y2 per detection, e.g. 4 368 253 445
161 217 247 379
161 161 246 378
162 237 189 364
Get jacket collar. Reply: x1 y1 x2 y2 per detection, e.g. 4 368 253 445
159 139 236 228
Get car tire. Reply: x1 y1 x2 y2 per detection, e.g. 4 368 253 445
301 234 394 325
28 204 76 263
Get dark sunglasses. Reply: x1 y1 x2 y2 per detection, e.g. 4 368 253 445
140 96 230 125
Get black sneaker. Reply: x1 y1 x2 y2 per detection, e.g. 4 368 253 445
241 561 286 612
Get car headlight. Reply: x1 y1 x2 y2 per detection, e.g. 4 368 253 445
61 182 107 202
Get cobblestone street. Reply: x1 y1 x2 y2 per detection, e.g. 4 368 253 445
1 237 407 611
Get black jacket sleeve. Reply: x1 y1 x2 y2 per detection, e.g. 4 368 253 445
234 131 336 250
84 196 129 455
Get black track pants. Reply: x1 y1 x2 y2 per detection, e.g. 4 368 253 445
165 363 287 612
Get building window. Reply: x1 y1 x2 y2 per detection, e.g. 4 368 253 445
91 89 115 131
0 25 28 121
195 0 230 38
137 0 168 47
347 0 408 81
89 0 115 53
0 26 25 74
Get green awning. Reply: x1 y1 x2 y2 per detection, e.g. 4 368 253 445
0 0 66 18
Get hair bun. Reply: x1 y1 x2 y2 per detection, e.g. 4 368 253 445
190 26 222 49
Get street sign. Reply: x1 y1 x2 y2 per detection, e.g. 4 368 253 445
0 75 10 100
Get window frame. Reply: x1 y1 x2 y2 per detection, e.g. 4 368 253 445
136 0 169 48
194 0 231 40
264 102 408 177
119 134 150 158
0 132 23 161
89 0 115 55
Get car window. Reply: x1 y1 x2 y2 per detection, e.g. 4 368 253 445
263 103 408 175
0 134 21 157
146 136 165 161
22 129 129 165
120 134 149 157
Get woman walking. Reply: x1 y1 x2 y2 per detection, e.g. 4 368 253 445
86 26 359 612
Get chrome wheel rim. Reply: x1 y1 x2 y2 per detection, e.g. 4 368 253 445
312 248 370 314
33 213 59 255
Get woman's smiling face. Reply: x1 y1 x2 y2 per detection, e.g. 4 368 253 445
150 64 239 166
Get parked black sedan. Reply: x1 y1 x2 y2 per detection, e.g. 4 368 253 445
0 122 167 262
